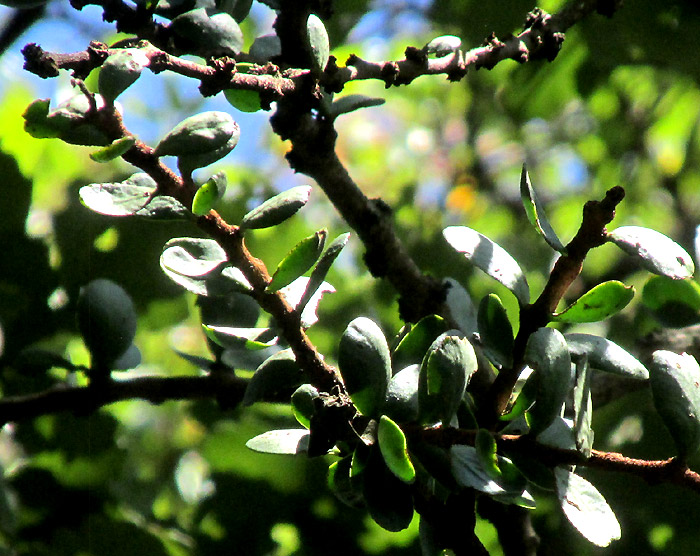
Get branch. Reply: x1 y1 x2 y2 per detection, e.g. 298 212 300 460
485 186 626 421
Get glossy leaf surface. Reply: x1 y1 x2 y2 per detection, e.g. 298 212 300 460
240 185 312 230
564 333 648 380
520 164 566 253
554 280 634 323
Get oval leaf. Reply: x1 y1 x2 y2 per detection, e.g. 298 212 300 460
192 171 227 216
378 415 415 483
291 384 319 428
171 8 244 56
523 327 573 435
98 49 148 104
224 88 262 113
608 226 694 279
424 35 462 56
520 164 566 254
443 226 530 306
444 278 478 336
478 293 514 368
306 13 330 74
330 95 385 119
393 315 448 370
564 333 648 380
245 429 309 454
240 185 312 230
649 350 700 459
160 237 227 277
418 332 477 425
80 182 153 216
296 232 349 316
267 230 327 292
243 349 300 406
642 275 700 327
554 280 634 323
338 317 392 417
555 467 621 547
155 111 239 157
203 325 278 350
89 135 137 163
384 364 420 423
362 448 414 532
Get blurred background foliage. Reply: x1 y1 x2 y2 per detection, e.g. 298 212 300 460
1 0 700 554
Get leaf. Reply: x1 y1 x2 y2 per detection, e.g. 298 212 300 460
338 317 392 417
392 315 448 369
249 34 282 63
13 348 76 374
384 364 420 424
362 447 414 532
608 226 694 279
89 135 137 163
160 237 227 277
564 333 648 380
450 445 526 497
278 276 335 328
267 230 327 292
478 293 514 368
424 35 462 56
110 343 141 371
523 327 573 435
554 467 621 547
306 13 330 74
243 349 300 406
475 429 501 480
327 455 364 508
291 384 319 428
573 356 594 457
519 164 567 254
98 49 149 104
296 232 349 317
649 350 700 459
418 332 477 425
377 415 415 483
80 182 153 216
642 275 700 327
240 185 312 230
329 95 385 119
443 226 530 306
155 111 239 157
203 325 278 350
171 8 244 56
245 429 310 455
76 279 137 369
553 280 635 323
223 88 262 113
444 278 478 336
191 171 227 216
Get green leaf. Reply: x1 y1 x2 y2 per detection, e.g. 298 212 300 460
523 327 573 435
243 349 300 406
171 8 244 56
110 343 141 371
291 384 319 428
377 415 415 483
22 98 59 139
608 226 694 279
89 135 137 163
329 95 385 119
362 447 414 532
296 232 349 318
155 111 239 157
573 356 594 457
424 35 462 56
306 13 330 74
327 455 364 508
554 280 634 323
519 164 567 254
245 429 310 454
249 34 282 63
240 185 312 230
80 182 154 216
203 325 278 350
475 429 501 480
224 88 262 113
338 317 392 417
450 445 528 498
133 195 189 220
76 279 137 369
649 350 700 459
98 49 149 104
443 226 530 306
444 278 478 336
393 315 448 369
278 276 334 328
478 293 514 368
267 230 327 292
191 171 227 216
642 275 700 327
383 364 420 423
536 417 576 450
554 467 621 547
418 332 477 425
13 348 76 374
564 333 649 380
160 237 227 277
